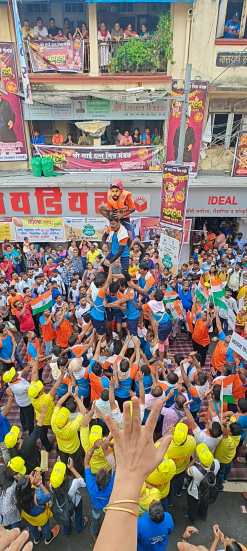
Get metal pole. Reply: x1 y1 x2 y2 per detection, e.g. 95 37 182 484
177 63 192 163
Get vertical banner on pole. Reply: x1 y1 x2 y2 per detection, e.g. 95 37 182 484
166 81 208 176
159 164 189 274
12 0 33 104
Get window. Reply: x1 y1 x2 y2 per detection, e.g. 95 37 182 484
65 3 84 14
216 0 247 39
27 2 48 14
211 113 242 147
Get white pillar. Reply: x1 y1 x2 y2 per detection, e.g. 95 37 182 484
224 112 234 150
88 3 99 76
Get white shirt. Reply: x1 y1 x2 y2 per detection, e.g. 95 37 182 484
33 25 48 39
75 303 91 321
9 377 31 407
68 478 86 507
193 427 222 452
187 459 220 500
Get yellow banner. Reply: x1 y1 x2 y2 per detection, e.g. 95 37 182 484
12 217 63 228
0 222 14 241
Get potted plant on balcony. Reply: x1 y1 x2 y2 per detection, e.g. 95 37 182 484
111 14 173 73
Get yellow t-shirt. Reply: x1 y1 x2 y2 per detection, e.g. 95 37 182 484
146 459 176 499
215 435 241 464
139 486 161 514
51 406 83 454
80 426 111 474
87 249 101 264
166 435 196 474
31 392 55 426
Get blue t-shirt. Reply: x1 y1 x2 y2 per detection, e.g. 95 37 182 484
224 19 240 38
178 286 192 311
238 415 247 441
115 376 133 399
27 342 38 359
85 467 114 510
0 335 13 361
137 511 174 551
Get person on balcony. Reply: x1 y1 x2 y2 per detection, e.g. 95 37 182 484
141 128 151 146
21 20 33 40
98 23 111 73
52 130 64 146
31 129 45 145
33 17 48 40
64 134 74 146
140 24 150 39
73 22 89 40
111 22 124 42
120 130 133 147
124 24 139 39
132 128 141 145
48 18 60 39
224 12 240 39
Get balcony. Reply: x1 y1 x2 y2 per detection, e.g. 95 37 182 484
98 38 167 74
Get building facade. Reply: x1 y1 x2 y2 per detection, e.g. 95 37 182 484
0 0 246 248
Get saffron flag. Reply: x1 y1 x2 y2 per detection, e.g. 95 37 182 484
31 291 53 315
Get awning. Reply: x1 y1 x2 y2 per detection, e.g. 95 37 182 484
86 0 193 3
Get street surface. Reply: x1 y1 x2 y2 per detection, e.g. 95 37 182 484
39 490 247 550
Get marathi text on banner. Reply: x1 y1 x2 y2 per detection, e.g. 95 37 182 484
0 42 27 162
28 39 85 73
166 81 208 176
232 131 247 177
64 217 108 241
229 332 247 361
160 164 189 230
12 217 65 242
159 227 182 275
0 221 14 241
33 144 164 172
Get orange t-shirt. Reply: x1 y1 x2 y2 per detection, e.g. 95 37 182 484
55 319 73 349
192 319 210 347
40 320 55 343
52 133 64 145
8 294 23 315
211 340 227 373
107 190 135 212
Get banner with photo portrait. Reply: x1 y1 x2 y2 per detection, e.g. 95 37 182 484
0 42 27 161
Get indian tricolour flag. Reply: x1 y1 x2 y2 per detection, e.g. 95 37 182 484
195 280 209 306
163 290 183 320
215 374 235 404
210 280 227 311
31 290 53 315
163 290 178 305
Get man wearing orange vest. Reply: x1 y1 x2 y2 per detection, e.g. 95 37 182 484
99 179 135 236
211 312 231 376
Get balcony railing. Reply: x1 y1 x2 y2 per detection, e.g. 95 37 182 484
25 38 90 73
23 37 167 75
98 38 167 74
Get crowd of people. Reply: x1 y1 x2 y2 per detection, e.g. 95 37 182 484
0 181 246 550
21 16 151 43
31 127 161 147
